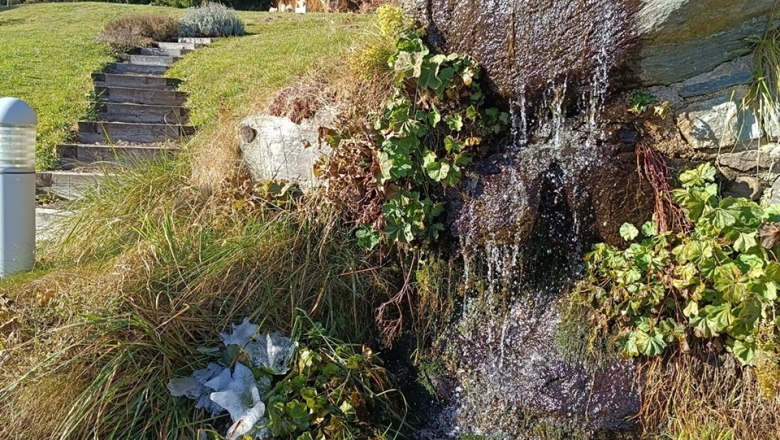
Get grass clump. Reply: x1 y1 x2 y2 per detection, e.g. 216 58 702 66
97 12 179 53
746 6 780 136
0 157 401 439
179 2 245 38
640 348 780 440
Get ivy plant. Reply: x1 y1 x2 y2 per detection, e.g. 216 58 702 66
357 27 508 250
573 163 780 366
168 319 405 439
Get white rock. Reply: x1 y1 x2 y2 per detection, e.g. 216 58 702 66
676 87 762 150
239 112 333 189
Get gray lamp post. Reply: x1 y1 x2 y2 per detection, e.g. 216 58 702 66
0 97 36 277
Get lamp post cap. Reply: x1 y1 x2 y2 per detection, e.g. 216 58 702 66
0 97 37 126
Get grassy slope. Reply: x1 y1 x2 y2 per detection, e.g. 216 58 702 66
0 8 380 439
168 12 368 126
0 3 181 169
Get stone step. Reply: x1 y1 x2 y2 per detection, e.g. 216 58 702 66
57 143 179 168
140 47 190 58
92 73 180 91
129 54 179 67
78 122 196 144
36 171 106 200
94 86 187 107
36 207 71 242
106 63 168 76
179 37 216 45
97 102 189 124
157 41 199 51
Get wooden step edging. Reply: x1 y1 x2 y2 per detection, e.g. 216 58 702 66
106 63 168 76
94 86 188 107
58 143 179 168
92 73 181 91
77 121 196 144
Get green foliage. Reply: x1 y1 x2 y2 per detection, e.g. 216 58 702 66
346 5 417 82
572 163 780 366
361 23 508 249
179 2 245 38
375 4 416 40
262 324 406 439
628 91 659 114
190 322 406 439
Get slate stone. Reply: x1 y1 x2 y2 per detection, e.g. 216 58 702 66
676 87 763 150
676 56 754 98
636 0 774 86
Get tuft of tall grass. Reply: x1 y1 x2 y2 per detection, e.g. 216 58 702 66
0 155 399 439
97 12 180 54
746 6 780 136
639 345 780 440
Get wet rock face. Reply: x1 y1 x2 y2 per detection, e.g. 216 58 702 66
402 0 636 101
403 0 773 97
430 125 652 438
446 296 640 439
636 0 774 86
450 128 655 253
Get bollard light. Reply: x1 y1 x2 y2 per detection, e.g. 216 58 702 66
0 97 36 277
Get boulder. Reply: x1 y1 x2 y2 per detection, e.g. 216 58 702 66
401 0 636 101
636 0 773 86
402 0 773 99
675 86 763 150
238 112 333 188
673 56 754 99
716 145 780 174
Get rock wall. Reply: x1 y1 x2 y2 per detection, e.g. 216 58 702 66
400 0 778 438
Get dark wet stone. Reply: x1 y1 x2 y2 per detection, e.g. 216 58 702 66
402 0 637 102
402 0 773 97
431 126 653 438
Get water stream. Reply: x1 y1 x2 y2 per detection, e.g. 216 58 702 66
424 1 642 437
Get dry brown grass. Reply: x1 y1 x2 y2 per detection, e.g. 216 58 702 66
97 12 179 53
639 346 780 440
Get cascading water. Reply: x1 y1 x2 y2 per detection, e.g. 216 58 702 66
410 0 656 438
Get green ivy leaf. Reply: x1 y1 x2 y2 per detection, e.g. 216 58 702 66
641 221 657 237
446 114 464 132
428 104 442 128
713 263 747 302
356 226 381 250
287 400 311 431
707 207 738 229
691 303 734 337
679 163 717 188
633 328 667 357
620 223 639 241
734 232 758 253
729 339 757 366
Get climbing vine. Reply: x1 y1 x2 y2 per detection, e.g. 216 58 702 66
572 163 780 368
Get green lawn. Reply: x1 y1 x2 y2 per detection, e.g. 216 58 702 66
0 3 181 169
0 3 367 169
167 12 369 126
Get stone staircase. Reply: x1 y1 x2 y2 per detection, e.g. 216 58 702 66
37 37 214 201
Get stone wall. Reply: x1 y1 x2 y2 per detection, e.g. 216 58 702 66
647 53 780 203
